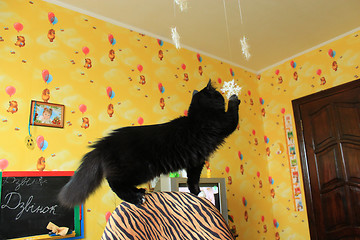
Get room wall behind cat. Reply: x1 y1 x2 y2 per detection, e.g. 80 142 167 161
257 29 360 239
0 0 273 239
6 0 356 239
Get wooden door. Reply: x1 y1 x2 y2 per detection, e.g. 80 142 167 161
293 79 360 240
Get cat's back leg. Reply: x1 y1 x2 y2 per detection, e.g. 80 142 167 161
107 178 146 206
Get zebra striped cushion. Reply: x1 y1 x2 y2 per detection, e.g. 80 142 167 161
101 191 234 240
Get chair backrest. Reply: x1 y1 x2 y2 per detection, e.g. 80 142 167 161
102 191 234 240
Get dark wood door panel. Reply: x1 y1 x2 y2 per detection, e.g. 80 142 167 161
310 104 337 149
342 143 360 183
349 186 360 226
321 186 350 231
315 144 344 191
335 103 360 140
293 79 360 240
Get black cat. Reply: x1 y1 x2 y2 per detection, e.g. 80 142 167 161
58 80 240 207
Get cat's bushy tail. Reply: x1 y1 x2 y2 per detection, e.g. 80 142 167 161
58 150 103 208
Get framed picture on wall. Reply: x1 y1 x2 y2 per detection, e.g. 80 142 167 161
29 100 65 128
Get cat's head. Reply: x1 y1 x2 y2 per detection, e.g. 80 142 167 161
188 80 225 117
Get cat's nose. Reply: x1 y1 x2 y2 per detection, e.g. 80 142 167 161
192 90 198 96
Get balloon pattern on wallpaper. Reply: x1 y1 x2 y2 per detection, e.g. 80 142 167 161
2 1 360 240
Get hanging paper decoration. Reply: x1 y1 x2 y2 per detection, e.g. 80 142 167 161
281 108 286 114
225 166 230 173
218 78 222 84
181 64 186 70
328 49 336 58
290 60 297 68
82 46 90 55
174 0 189 12
13 22 23 32
264 135 269 144
275 69 280 75
240 36 251 60
220 79 242 100
171 27 181 49
247 90 251 96
316 69 322 76
5 86 16 97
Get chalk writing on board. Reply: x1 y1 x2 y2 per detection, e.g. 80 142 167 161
1 192 58 220
2 177 47 191
0 172 80 240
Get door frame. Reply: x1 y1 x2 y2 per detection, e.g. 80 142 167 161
292 78 360 239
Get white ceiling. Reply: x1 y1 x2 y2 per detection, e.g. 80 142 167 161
46 0 360 73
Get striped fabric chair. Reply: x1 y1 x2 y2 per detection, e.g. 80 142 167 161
102 191 234 240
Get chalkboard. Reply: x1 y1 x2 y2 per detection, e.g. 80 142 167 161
0 171 83 240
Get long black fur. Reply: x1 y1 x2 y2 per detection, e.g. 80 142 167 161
58 80 240 207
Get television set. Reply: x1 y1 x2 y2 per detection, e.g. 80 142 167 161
154 176 228 222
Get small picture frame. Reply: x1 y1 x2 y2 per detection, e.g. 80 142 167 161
29 100 65 128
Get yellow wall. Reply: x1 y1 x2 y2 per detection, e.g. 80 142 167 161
1 0 359 239
259 30 360 240
0 0 268 239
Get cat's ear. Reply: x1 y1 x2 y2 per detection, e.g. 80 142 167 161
207 79 212 89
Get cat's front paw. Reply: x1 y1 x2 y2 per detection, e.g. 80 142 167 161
129 194 146 206
134 189 146 206
229 94 241 105
134 195 146 206
125 189 146 206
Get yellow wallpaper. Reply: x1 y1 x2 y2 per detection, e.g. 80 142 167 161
259 30 360 240
0 0 270 239
2 0 358 239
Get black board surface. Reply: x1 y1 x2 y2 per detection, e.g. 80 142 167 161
0 172 76 239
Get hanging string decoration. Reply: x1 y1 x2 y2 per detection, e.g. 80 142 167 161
240 36 251 60
237 0 244 24
222 0 232 60
171 27 181 49
174 0 188 12
221 79 242 99
236 0 251 61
